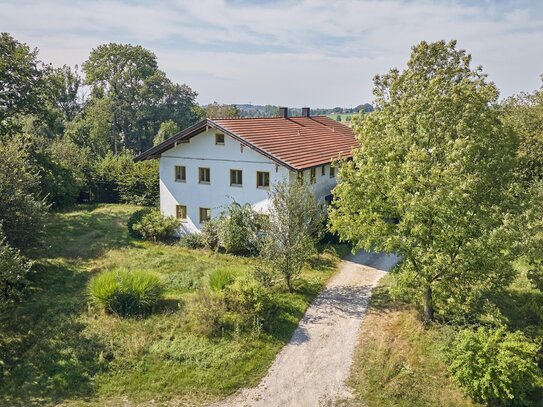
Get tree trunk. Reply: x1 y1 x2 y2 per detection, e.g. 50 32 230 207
423 285 434 325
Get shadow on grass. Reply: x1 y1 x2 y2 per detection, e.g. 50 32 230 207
0 261 106 406
493 288 543 339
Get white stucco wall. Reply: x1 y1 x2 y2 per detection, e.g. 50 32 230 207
159 128 337 233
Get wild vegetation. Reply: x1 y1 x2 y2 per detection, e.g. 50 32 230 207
0 204 344 405
333 41 543 406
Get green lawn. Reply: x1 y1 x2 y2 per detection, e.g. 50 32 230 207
0 204 343 406
346 270 543 407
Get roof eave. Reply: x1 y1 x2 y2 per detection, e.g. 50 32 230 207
134 118 297 171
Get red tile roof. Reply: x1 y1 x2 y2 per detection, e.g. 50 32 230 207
134 116 358 170
214 116 357 170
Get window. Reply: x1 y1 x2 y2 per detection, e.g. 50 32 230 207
174 165 186 182
199 207 211 223
330 166 335 178
310 168 316 184
176 205 187 220
215 133 225 145
297 171 304 185
230 169 243 186
321 165 326 176
256 171 270 188
199 167 210 184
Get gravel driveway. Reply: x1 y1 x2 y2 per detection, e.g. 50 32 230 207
211 250 399 407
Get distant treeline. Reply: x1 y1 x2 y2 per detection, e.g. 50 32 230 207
235 103 374 118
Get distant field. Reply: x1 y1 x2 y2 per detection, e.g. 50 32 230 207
327 113 358 124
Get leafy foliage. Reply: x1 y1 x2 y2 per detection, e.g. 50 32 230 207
82 43 202 153
219 202 266 255
179 232 205 249
201 218 221 251
0 137 47 250
88 269 165 316
446 327 539 405
503 82 543 186
329 40 519 322
153 120 180 146
116 159 159 206
127 207 154 238
0 228 32 308
262 180 324 291
0 33 50 135
130 209 178 242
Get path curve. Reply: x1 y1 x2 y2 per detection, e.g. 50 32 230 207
211 251 399 407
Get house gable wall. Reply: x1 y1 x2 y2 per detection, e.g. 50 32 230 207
159 128 338 233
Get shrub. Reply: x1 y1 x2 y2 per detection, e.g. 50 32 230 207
446 326 540 405
88 269 165 316
117 159 159 207
224 276 271 321
127 207 154 238
0 229 32 308
250 266 275 288
179 233 204 249
131 209 178 242
219 202 265 255
208 269 236 291
186 289 227 336
0 137 47 250
201 218 220 251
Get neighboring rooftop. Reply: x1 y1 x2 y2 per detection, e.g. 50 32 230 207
135 107 358 170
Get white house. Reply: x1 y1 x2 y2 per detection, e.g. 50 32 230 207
135 107 358 233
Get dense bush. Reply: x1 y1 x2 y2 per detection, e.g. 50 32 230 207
90 152 159 205
131 209 178 242
116 159 159 206
224 276 271 321
0 229 32 308
127 207 154 238
179 232 204 249
446 327 540 405
201 218 221 251
88 269 165 316
219 202 266 255
0 137 47 250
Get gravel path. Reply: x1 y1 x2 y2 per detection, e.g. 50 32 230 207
211 251 399 407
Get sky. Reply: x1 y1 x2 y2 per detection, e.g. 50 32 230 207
1 0 542 107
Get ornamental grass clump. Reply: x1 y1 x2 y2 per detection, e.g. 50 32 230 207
88 269 165 317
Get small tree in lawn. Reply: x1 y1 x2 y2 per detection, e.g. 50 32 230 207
328 40 519 323
262 179 324 292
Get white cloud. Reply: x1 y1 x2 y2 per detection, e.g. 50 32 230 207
1 0 542 106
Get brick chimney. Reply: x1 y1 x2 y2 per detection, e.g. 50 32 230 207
301 107 310 117
279 107 288 118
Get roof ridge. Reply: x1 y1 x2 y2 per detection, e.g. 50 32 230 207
211 115 330 120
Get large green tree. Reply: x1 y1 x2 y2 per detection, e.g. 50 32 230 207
329 40 519 323
0 33 50 136
82 43 202 153
503 79 543 186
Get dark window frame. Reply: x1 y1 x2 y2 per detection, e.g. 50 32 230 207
174 165 186 182
199 167 211 184
230 169 243 186
176 204 187 221
256 171 270 189
199 207 211 223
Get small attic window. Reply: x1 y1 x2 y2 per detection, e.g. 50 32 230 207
215 133 225 145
